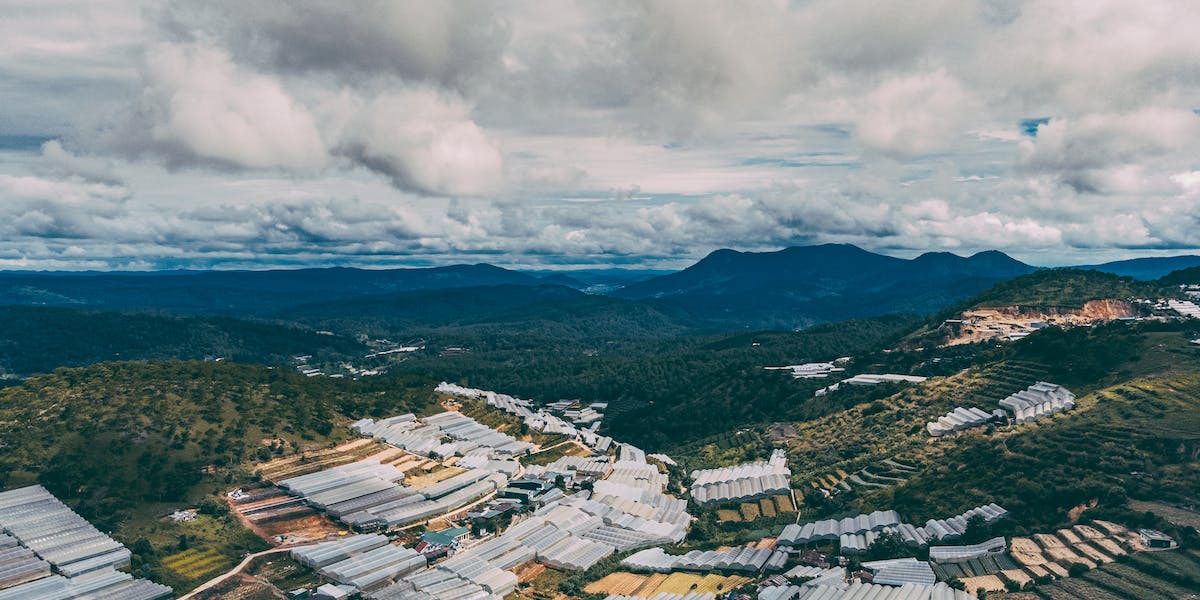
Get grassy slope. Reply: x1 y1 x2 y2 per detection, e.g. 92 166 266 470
675 321 1200 534
0 361 439 592
967 269 1160 309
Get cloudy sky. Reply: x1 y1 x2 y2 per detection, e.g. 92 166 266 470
2 0 1199 270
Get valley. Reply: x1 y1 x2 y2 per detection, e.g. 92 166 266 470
0 250 1198 600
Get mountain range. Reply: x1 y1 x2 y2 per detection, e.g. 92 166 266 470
0 245 1196 330
612 244 1038 328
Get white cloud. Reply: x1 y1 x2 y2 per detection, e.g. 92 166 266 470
331 88 504 196
132 42 328 170
857 69 976 157
1 0 1199 268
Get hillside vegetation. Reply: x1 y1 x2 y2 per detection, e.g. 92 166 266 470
0 361 438 528
968 269 1159 309
396 314 922 448
0 306 365 378
689 321 1200 534
1159 265 1200 286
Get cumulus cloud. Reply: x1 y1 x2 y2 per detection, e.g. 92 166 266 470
857 70 976 157
35 140 123 185
130 42 328 170
1017 108 1200 193
331 89 505 196
162 0 510 88
2 0 1200 268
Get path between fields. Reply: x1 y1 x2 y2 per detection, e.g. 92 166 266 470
178 547 293 600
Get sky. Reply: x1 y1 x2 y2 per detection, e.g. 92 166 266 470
1 0 1199 271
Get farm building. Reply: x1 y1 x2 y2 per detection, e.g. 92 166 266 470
1138 529 1177 549
0 486 172 599
997 382 1075 423
788 581 977 599
621 546 787 574
690 449 791 506
1166 299 1200 318
816 374 927 396
778 504 1007 553
764 362 845 379
777 510 904 546
860 558 936 587
277 458 509 530
354 409 535 460
292 534 427 592
926 407 993 436
928 537 1007 563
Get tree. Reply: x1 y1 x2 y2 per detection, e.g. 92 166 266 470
198 497 229 517
961 514 990 544
864 531 914 560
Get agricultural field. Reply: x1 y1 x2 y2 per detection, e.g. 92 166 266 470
1129 500 1200 529
583 572 651 596
716 509 742 523
808 456 920 494
739 502 760 521
990 537 1200 600
522 440 594 466
653 573 750 595
455 397 570 449
781 360 1049 497
118 506 270 593
256 437 385 482
715 495 797 523
192 553 318 600
161 547 233 583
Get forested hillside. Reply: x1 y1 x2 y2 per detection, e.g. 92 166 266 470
967 269 1160 309
0 306 365 378
678 320 1200 536
395 314 924 447
0 361 438 528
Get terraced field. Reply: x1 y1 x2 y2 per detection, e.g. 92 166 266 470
162 547 233 582
990 549 1200 600
781 360 1049 500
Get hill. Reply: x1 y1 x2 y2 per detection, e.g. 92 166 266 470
397 313 925 448
1160 265 1200 286
0 361 438 527
965 268 1158 309
678 319 1200 535
280 284 696 341
0 306 365 378
0 264 544 315
611 244 1036 329
1082 255 1200 280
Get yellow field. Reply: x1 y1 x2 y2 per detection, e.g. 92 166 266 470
716 509 742 522
759 498 776 518
651 573 749 595
633 574 667 595
773 493 796 513
584 572 648 595
161 547 232 580
586 572 751 597
739 502 760 521
654 573 707 594
405 466 466 490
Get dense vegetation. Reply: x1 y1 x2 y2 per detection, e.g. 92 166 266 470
283 284 697 341
0 306 364 379
1159 265 1200 286
613 245 1036 329
967 269 1159 309
0 361 438 528
392 314 923 447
